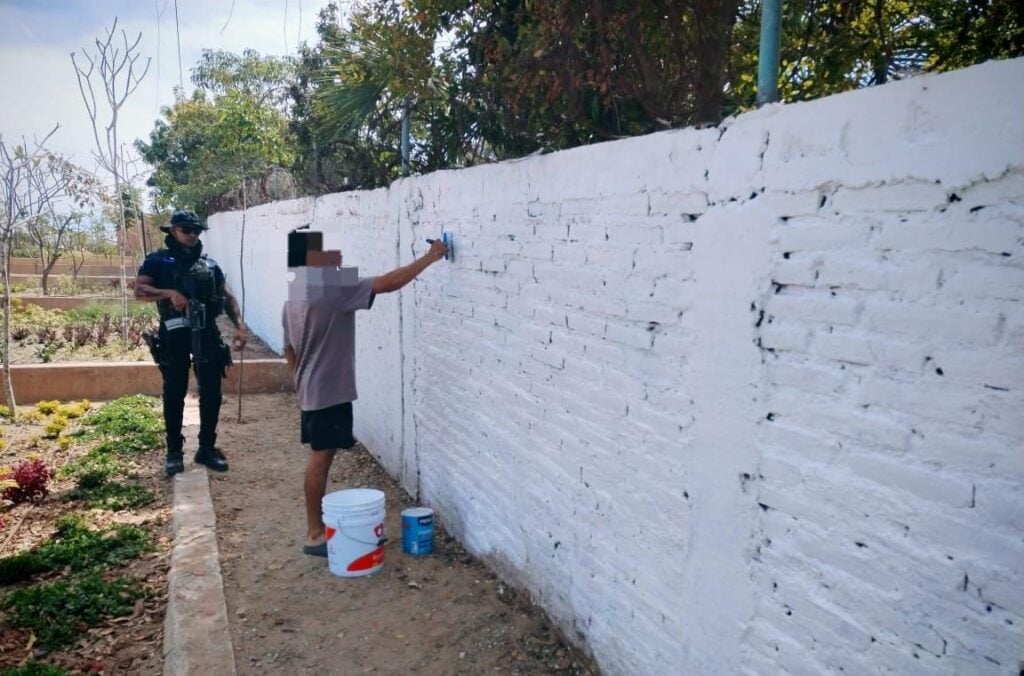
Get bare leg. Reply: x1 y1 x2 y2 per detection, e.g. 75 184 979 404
304 449 337 545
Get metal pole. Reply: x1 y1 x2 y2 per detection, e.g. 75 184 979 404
757 0 783 106
401 95 410 177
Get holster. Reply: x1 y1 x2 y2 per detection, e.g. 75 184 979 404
142 331 162 366
219 339 233 379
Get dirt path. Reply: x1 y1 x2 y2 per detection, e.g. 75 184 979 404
210 393 598 675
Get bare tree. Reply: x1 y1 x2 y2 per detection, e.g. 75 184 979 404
71 18 151 346
65 217 90 282
25 158 100 295
0 128 63 409
26 212 78 295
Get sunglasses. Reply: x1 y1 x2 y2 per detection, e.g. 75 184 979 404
177 226 202 235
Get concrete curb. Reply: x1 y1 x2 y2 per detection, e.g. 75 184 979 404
1 359 292 405
163 466 237 676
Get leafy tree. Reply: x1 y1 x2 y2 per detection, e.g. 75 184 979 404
289 1 461 190
726 0 1024 112
136 86 296 214
191 48 295 111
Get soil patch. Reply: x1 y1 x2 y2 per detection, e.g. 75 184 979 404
0 399 173 675
211 393 598 675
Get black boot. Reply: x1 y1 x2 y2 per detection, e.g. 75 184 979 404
194 445 228 472
165 436 185 477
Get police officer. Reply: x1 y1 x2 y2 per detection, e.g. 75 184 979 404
134 209 248 476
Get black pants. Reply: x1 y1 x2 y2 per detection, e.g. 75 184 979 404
159 331 224 451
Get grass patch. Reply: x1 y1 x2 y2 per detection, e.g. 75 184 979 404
0 516 151 586
64 302 155 323
2 572 142 650
77 395 163 453
60 449 131 489
65 482 155 512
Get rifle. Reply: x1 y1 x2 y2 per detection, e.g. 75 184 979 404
186 298 207 374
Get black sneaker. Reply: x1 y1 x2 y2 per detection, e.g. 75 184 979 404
165 451 185 476
194 446 229 472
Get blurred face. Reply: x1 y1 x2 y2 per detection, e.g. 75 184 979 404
171 224 202 248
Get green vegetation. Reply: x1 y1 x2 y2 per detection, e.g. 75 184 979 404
1 663 71 676
136 0 1023 209
60 450 131 489
65 481 155 511
78 395 163 453
0 394 162 670
0 516 151 585
136 49 297 214
56 396 162 509
2 572 143 650
2 301 158 362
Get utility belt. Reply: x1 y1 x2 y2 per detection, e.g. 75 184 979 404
143 306 232 377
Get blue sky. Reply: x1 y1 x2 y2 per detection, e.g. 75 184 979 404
0 0 335 177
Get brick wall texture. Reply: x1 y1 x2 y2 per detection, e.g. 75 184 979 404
207 59 1024 675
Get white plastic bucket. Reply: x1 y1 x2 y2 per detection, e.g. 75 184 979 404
322 488 386 578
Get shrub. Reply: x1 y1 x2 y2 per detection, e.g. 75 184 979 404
57 402 87 419
1 459 52 505
42 415 68 439
57 436 74 451
72 324 92 347
21 410 46 423
64 303 111 323
1 572 142 650
0 404 11 419
34 400 60 415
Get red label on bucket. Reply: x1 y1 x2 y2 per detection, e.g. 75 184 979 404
325 527 336 540
347 546 384 572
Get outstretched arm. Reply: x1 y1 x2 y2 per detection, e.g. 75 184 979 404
371 240 447 294
223 287 248 350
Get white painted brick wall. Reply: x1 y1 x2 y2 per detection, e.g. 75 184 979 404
207 59 1024 675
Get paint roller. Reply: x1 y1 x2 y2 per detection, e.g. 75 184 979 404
425 232 454 262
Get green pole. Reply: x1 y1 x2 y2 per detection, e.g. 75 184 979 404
401 95 410 177
757 0 782 106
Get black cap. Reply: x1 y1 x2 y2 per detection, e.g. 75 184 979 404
161 209 208 233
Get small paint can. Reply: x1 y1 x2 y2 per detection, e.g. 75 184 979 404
401 507 434 556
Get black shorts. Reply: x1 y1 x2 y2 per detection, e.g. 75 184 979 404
300 402 356 451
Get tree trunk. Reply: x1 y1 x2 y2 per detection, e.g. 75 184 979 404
41 254 59 296
113 179 129 347
237 178 247 423
692 0 739 125
2 239 16 410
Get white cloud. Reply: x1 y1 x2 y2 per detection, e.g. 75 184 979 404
0 0 336 190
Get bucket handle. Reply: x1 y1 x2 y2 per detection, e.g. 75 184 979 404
338 526 387 548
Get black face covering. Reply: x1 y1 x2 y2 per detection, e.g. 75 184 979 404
165 233 203 265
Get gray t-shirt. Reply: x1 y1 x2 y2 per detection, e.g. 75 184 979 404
282 277 376 411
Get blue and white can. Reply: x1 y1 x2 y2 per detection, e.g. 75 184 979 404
401 507 434 556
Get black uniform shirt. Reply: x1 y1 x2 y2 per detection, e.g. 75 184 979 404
138 248 226 322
